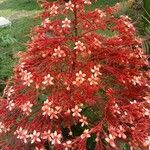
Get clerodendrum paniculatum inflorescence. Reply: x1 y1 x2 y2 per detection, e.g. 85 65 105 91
0 0 150 149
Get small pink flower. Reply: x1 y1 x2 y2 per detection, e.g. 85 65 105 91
91 65 102 77
21 70 33 86
113 104 121 114
50 131 62 145
42 99 52 116
132 76 142 86
30 130 41 143
41 130 51 141
52 46 66 58
74 41 86 51
20 101 33 116
71 105 82 117
62 18 71 28
124 21 134 29
42 74 54 85
6 86 14 97
49 108 59 119
79 116 88 127
96 9 106 18
42 100 60 119
0 122 5 133
105 134 116 148
50 4 59 16
117 125 126 139
84 0 91 5
63 140 72 150
6 100 15 111
81 129 91 139
73 70 86 86
76 71 86 81
15 127 29 143
88 75 99 85
65 1 74 11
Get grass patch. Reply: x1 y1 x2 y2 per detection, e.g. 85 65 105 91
0 0 41 94
0 17 40 80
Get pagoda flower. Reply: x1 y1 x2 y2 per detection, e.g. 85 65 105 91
108 126 118 137
42 100 61 119
71 105 82 117
50 4 59 16
49 108 59 120
21 70 33 86
95 9 106 18
41 99 52 116
65 1 74 11
52 46 66 58
6 100 15 111
30 130 41 144
132 76 142 85
84 0 92 5
105 134 116 148
62 18 71 28
124 21 134 29
74 41 86 51
88 75 99 85
76 70 86 81
41 130 52 141
63 140 72 150
14 127 29 143
79 116 88 127
6 86 14 97
50 131 62 145
20 101 33 116
80 129 91 139
0 122 5 133
113 104 121 114
91 65 102 77
42 74 54 86
117 125 127 139
19 62 26 70
73 70 86 86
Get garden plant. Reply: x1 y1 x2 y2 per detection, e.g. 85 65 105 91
0 0 149 149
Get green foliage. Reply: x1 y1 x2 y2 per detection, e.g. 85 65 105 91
119 141 131 150
0 17 40 80
118 0 150 54
0 0 41 95
142 26 150 54
0 34 17 47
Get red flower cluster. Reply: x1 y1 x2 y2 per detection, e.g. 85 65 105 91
0 0 149 149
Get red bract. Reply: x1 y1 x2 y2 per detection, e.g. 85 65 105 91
0 0 150 149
